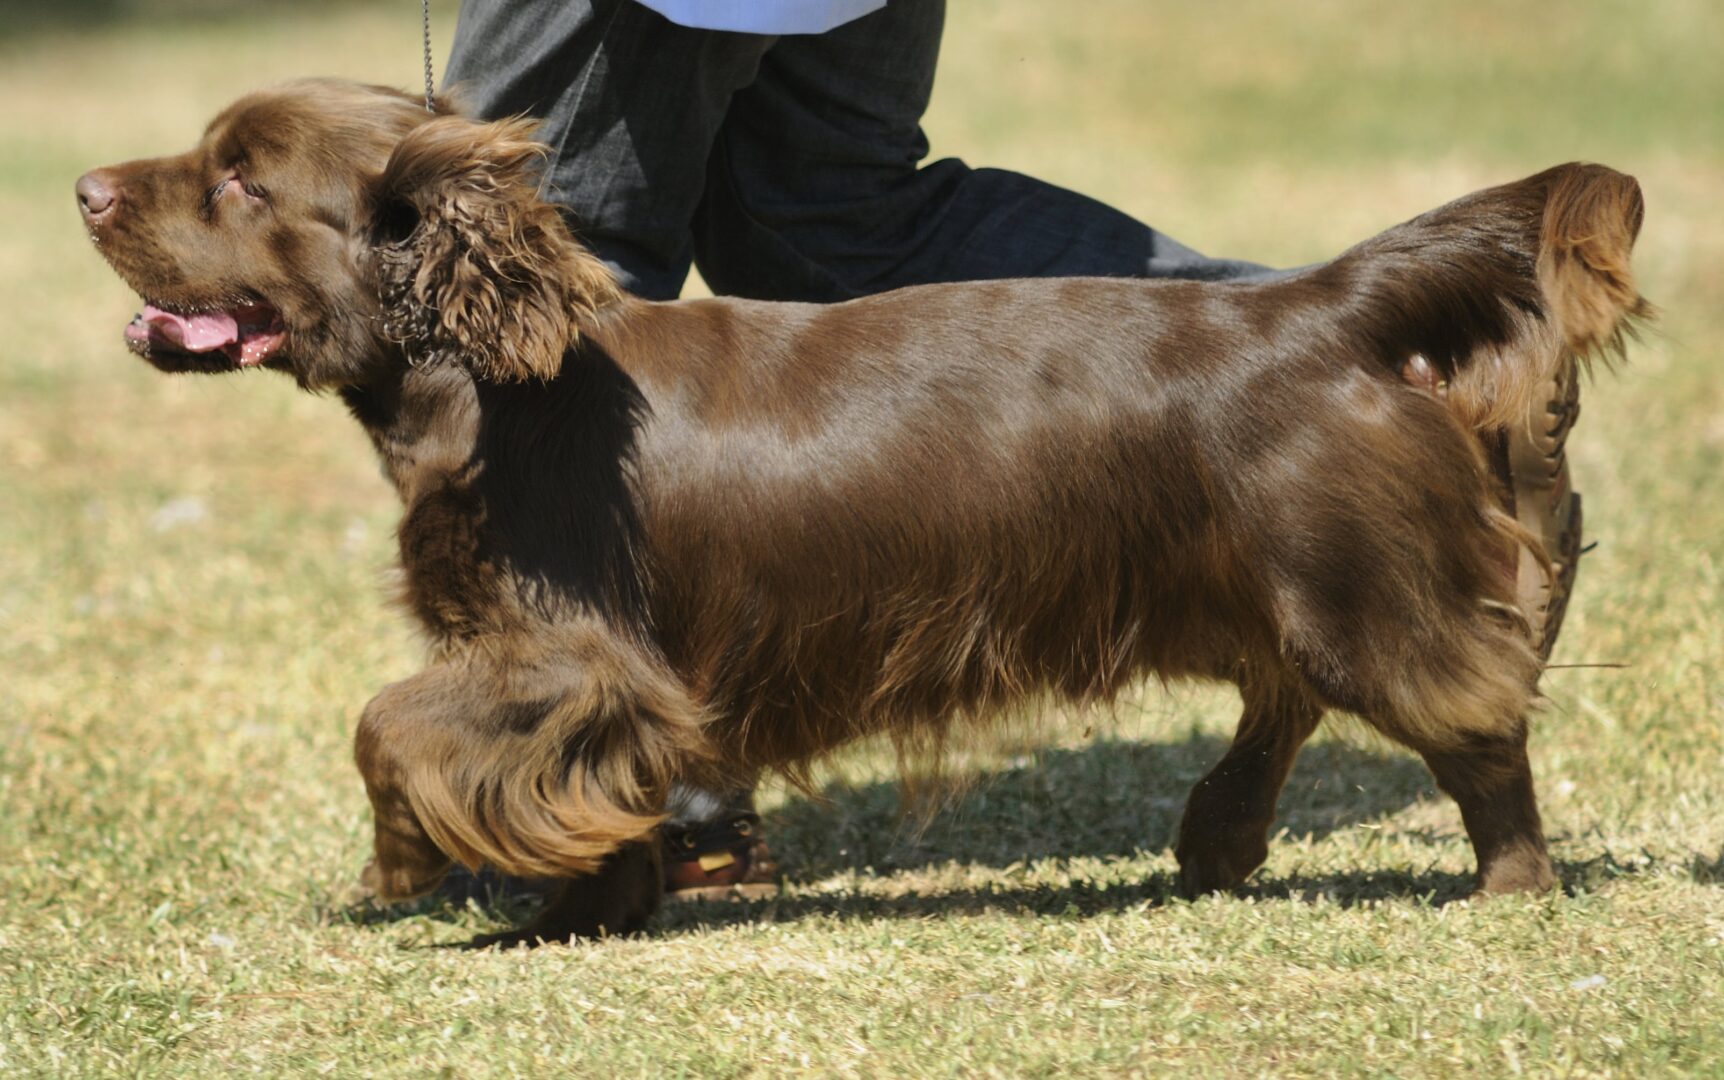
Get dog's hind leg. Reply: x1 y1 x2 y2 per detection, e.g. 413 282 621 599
1415 725 1554 894
1248 385 1558 895
1290 661 1555 896
1290 600 1556 896
1339 597 1555 895
1286 610 1556 896
1176 671 1324 895
1343 666 1554 895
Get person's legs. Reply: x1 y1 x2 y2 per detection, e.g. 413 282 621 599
692 0 1271 301
443 1 778 902
444 0 775 299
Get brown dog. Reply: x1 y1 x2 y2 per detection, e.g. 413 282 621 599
77 80 1647 945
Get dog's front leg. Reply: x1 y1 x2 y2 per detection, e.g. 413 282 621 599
353 670 457 902
467 840 665 949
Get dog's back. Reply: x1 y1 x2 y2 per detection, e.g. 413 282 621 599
578 164 1645 774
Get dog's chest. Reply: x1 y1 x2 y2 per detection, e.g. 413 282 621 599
394 476 514 642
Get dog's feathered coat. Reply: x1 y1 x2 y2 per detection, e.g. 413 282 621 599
79 81 1647 943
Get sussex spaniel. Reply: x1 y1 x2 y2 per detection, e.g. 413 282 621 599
77 80 1648 945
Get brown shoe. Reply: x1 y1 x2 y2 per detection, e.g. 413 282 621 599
661 811 780 902
1496 359 1585 660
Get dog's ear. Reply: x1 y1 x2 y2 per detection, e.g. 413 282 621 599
367 116 620 382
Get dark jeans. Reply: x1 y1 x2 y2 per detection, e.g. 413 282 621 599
444 0 1272 302
443 0 1274 835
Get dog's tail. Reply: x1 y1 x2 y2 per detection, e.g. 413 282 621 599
1332 161 1651 431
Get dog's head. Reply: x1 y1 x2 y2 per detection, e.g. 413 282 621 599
77 78 617 390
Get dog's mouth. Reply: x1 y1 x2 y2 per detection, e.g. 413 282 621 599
124 301 286 369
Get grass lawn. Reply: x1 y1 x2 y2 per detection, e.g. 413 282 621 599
2 1 1722 1075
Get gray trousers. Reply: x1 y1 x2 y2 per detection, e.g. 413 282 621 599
444 0 1271 303
444 0 1272 831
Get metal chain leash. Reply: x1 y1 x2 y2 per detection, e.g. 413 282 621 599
421 0 436 112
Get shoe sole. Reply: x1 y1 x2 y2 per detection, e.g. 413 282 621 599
1507 360 1583 661
663 882 781 904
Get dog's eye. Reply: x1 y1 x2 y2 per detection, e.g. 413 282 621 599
205 171 266 212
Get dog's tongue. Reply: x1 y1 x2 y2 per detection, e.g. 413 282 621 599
140 305 240 351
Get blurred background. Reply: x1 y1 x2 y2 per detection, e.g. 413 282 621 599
1 1 1720 1074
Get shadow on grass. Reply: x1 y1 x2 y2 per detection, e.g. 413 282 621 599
334 737 1720 944
758 732 1435 880
655 850 1700 938
345 855 1691 950
337 733 1454 938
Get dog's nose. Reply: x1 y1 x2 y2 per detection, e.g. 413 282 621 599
76 170 119 226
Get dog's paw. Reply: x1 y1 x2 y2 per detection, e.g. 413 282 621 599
1175 835 1268 898
354 858 447 905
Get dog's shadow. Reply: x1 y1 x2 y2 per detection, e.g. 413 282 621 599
756 732 1432 880
659 734 1715 933
347 732 1713 942
654 732 1462 934
348 731 1437 936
